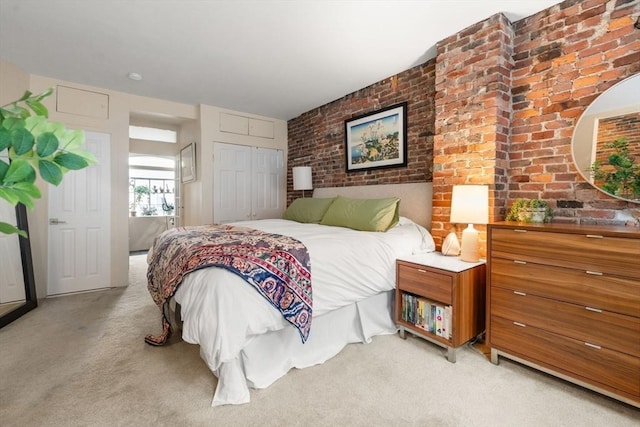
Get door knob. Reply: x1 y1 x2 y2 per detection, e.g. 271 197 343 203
49 218 67 225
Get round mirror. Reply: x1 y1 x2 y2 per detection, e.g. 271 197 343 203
572 73 640 203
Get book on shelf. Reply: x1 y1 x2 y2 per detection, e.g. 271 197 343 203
400 292 451 339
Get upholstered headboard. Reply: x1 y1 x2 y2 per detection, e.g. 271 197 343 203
313 182 432 229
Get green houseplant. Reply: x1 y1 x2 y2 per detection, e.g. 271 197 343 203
130 185 150 216
0 89 96 236
590 137 640 201
505 198 553 223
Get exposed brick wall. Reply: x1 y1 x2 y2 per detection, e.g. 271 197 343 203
596 112 640 161
432 13 515 251
286 61 436 206
509 0 640 225
287 0 640 252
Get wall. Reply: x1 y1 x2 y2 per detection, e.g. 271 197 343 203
193 105 288 226
2 61 286 298
287 62 436 206
287 0 640 253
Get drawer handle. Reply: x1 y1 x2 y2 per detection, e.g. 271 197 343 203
513 321 526 328
585 306 602 313
513 291 527 296
513 229 527 233
584 342 601 350
585 270 603 276
417 269 427 273
586 234 604 239
513 260 527 265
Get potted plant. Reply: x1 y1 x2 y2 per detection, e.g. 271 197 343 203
130 185 150 216
0 89 96 236
590 137 640 201
505 198 553 223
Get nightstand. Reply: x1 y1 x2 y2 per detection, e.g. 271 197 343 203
396 252 486 362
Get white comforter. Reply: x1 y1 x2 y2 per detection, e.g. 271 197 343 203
173 217 435 402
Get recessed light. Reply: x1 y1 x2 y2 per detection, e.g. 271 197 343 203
127 72 143 81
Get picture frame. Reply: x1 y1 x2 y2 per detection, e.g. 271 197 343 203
180 142 196 183
344 102 407 172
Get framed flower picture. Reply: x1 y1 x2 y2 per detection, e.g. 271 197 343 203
344 102 407 172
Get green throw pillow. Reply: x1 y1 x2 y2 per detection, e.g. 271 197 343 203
283 197 336 223
320 196 400 232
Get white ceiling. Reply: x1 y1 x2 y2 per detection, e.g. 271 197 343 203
0 0 560 121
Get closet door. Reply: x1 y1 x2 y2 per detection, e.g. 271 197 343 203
252 147 284 220
213 143 252 223
213 143 284 224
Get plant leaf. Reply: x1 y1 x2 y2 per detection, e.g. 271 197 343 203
12 181 42 199
25 115 47 138
2 159 35 184
0 127 10 151
11 128 35 155
54 152 89 170
0 221 27 238
32 87 54 102
0 187 20 205
36 132 59 157
25 99 48 117
2 116 26 131
39 159 63 185
59 129 85 151
0 159 8 181
17 90 33 102
67 148 97 165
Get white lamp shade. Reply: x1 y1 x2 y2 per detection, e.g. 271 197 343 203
292 166 313 191
449 185 489 225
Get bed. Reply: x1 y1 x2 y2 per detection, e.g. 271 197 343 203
146 182 434 406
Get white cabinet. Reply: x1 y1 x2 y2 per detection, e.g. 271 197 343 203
213 142 284 224
219 112 275 139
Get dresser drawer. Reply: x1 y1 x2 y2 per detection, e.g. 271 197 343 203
490 228 640 279
397 263 452 304
491 258 640 317
491 316 640 396
491 287 640 357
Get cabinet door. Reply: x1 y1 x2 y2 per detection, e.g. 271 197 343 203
213 143 252 223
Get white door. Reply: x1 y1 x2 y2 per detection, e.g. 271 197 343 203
0 203 26 303
252 147 284 219
48 131 111 296
213 143 251 223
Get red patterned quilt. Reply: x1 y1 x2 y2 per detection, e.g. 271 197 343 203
145 224 312 346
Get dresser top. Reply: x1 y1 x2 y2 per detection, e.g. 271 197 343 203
490 221 640 238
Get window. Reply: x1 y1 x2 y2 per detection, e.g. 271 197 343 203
129 156 176 216
129 125 177 143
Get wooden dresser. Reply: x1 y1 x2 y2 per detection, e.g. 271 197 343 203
487 222 640 407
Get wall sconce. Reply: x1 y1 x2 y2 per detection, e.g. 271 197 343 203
292 166 313 198
449 184 489 262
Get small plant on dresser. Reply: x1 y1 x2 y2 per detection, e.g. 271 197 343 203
505 198 553 223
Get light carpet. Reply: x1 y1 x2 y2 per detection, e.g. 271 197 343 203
0 253 638 426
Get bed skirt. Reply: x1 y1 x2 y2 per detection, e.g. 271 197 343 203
180 290 397 407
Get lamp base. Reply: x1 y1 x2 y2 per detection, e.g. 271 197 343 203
459 223 480 262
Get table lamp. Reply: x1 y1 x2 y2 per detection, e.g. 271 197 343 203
449 184 489 262
292 166 313 197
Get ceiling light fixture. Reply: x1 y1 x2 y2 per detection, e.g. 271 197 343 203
127 72 143 81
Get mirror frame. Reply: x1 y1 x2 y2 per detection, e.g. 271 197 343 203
572 73 640 203
0 204 37 329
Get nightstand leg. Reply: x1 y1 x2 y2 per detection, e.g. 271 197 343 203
398 327 406 339
446 347 456 363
